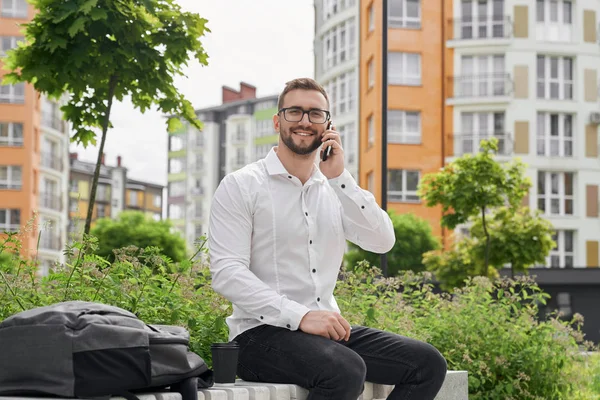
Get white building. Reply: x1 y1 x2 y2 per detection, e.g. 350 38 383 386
313 0 360 180
446 0 600 268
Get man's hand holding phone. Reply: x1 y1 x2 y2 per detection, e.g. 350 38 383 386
319 120 344 179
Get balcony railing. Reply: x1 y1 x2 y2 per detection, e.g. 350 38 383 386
41 112 67 133
40 192 62 211
40 234 62 251
448 73 513 99
452 133 513 156
448 16 513 41
1 224 20 233
0 137 24 147
41 152 64 172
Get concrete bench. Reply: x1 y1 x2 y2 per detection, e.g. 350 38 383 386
0 370 468 400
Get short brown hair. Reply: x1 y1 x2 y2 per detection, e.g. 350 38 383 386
277 78 330 110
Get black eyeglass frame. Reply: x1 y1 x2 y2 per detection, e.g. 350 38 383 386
278 107 331 124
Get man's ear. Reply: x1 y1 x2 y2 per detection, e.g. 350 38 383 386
273 114 280 133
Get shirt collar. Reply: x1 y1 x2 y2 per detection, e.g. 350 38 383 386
265 147 326 184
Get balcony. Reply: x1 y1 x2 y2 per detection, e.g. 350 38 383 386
40 234 62 251
40 192 62 211
447 16 512 42
41 152 64 172
447 74 513 104
451 133 513 157
41 112 67 134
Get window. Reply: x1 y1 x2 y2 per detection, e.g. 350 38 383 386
195 201 202 218
389 0 421 29
388 110 421 144
323 19 357 71
0 165 22 189
368 3 375 32
0 209 20 232
96 184 110 202
169 181 186 197
169 135 185 151
0 83 25 103
459 0 506 39
537 113 573 157
195 154 204 171
168 204 183 219
536 0 572 42
537 56 573 100
129 190 138 206
169 158 184 174
0 122 23 146
556 292 572 316
1 0 28 18
367 171 375 194
327 72 356 116
96 204 106 218
69 200 78 213
459 112 507 155
537 171 574 216
459 55 506 97
0 36 24 56
236 147 246 166
368 115 375 146
388 52 421 85
388 170 420 202
153 194 161 208
547 230 575 268
367 58 375 88
338 123 356 163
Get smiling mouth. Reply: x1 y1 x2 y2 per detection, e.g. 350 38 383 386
294 131 314 137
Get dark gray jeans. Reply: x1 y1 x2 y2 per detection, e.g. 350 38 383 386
233 324 447 400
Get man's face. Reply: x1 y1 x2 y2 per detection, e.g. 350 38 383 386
274 89 329 156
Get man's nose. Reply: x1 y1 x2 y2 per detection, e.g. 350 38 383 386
298 113 312 126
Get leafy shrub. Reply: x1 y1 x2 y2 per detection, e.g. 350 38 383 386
1 234 598 398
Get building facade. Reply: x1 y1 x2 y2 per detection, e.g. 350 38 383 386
167 83 280 249
314 0 360 180
352 0 600 268
1 0 70 273
69 154 164 245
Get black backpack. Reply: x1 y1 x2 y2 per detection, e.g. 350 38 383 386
0 301 213 400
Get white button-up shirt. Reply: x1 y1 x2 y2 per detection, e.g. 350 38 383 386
208 147 396 341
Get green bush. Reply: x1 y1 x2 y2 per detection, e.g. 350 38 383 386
335 261 597 400
1 233 598 398
344 211 440 275
0 234 229 367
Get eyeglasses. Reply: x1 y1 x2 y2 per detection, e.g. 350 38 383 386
278 107 330 124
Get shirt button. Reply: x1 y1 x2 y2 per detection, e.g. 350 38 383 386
312 269 316 273
305 212 308 216
288 175 292 179
317 297 321 302
286 324 291 329
260 316 263 320
310 240 313 244
361 205 365 209
341 184 346 189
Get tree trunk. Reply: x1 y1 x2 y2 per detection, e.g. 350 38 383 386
84 75 119 235
481 206 490 277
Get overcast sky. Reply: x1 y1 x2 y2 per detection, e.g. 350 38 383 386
71 0 315 186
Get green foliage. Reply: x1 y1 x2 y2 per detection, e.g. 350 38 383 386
3 0 209 145
335 262 598 400
1 231 599 398
418 138 530 230
0 234 229 367
344 211 440 276
469 206 556 275
90 211 188 263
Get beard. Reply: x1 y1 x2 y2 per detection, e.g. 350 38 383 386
280 125 322 156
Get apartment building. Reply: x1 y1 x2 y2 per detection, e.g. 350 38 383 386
1 0 70 273
167 82 279 248
314 0 360 179
350 0 600 269
68 153 164 240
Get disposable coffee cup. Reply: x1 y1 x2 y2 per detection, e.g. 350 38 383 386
211 342 240 385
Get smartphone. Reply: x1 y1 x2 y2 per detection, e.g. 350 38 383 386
322 121 333 162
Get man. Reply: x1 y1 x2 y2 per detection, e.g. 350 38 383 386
208 78 447 399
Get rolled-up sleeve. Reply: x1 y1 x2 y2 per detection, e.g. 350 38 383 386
328 170 395 254
208 174 311 330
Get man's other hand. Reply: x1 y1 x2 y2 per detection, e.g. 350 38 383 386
299 311 352 341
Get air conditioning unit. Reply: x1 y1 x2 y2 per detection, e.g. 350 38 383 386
590 112 600 125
